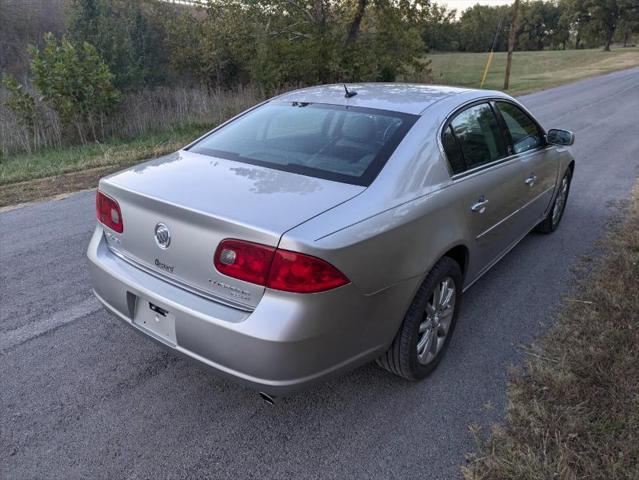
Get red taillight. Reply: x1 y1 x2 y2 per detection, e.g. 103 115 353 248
214 239 349 293
214 239 276 286
96 190 123 233
267 250 349 293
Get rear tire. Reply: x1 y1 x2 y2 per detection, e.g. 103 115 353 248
535 168 572 234
376 256 462 380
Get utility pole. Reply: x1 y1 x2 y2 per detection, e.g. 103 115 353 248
479 15 504 88
504 0 520 90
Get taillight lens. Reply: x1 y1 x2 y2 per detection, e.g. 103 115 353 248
214 239 349 293
268 250 349 293
214 239 276 286
96 190 123 233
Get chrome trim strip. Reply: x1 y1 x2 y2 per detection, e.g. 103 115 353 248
107 246 254 313
450 146 553 183
476 184 555 240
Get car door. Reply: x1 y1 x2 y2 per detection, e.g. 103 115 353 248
441 102 529 278
494 100 559 229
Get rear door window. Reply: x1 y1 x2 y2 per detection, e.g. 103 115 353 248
496 101 544 154
447 103 507 172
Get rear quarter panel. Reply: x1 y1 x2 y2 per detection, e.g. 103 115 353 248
282 184 471 297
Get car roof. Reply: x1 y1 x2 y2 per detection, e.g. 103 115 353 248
274 83 474 115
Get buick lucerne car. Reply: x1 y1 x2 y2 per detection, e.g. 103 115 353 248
88 84 575 396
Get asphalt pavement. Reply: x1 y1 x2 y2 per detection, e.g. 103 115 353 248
1 67 638 479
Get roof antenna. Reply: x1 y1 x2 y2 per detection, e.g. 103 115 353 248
344 84 357 98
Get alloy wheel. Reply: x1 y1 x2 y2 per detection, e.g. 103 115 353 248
417 276 456 365
552 175 569 226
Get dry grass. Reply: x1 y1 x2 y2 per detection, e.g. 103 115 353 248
0 84 268 204
0 164 132 209
111 85 262 140
463 181 639 479
0 84 263 159
0 85 265 188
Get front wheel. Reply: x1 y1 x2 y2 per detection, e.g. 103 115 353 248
535 168 572 233
376 256 462 380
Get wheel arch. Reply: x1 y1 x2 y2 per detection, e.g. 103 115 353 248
441 244 469 281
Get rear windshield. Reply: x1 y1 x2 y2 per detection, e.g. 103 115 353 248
188 102 418 186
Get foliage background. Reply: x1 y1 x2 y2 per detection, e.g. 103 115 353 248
0 0 638 159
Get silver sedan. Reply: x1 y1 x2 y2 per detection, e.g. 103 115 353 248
88 84 575 396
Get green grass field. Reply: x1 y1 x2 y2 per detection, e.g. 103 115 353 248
427 47 639 95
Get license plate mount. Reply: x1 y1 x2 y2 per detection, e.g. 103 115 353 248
133 299 176 346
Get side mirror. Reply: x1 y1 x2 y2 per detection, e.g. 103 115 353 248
546 128 575 146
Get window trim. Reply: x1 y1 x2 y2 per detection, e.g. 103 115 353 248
441 124 465 175
438 97 548 181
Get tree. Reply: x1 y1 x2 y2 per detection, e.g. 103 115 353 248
161 0 429 90
341 0 429 82
163 1 261 88
517 0 562 50
1 74 38 151
345 0 369 46
29 33 120 141
68 0 170 89
616 15 639 46
583 0 639 50
553 1 573 49
562 0 591 48
421 4 460 51
458 5 511 52
0 0 67 78
590 0 622 50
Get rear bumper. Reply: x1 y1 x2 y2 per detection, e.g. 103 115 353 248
87 226 417 395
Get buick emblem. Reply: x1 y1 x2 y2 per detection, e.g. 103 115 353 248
154 223 171 249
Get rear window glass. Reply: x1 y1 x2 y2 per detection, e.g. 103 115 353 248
188 102 418 186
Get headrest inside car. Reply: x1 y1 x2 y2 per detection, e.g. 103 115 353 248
341 114 376 142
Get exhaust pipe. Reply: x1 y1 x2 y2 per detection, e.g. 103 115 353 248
259 392 276 406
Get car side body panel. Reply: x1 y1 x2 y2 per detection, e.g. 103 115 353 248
280 90 573 295
278 90 575 353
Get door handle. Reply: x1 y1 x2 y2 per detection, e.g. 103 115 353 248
471 196 489 213
525 174 537 187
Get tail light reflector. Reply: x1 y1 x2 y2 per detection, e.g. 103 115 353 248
214 239 349 293
214 239 275 286
268 250 349 293
96 190 123 233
